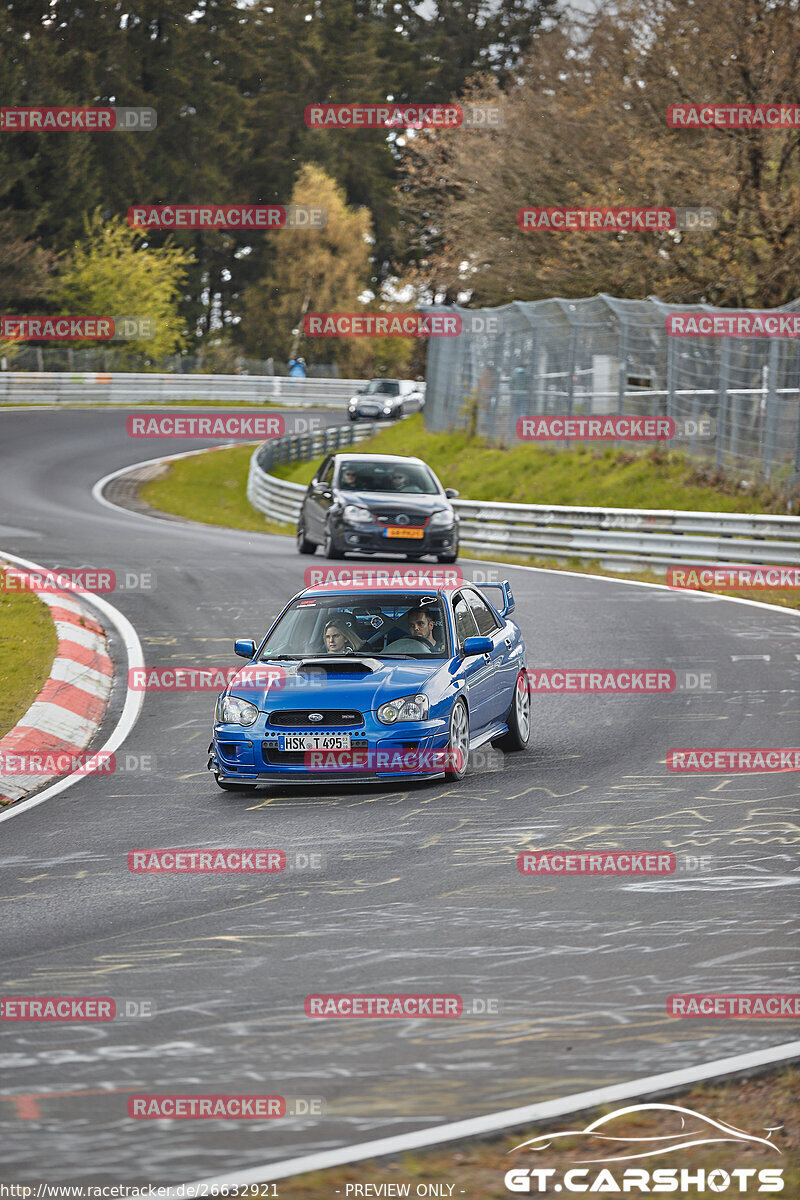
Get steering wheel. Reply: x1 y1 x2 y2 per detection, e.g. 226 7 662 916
388 634 432 654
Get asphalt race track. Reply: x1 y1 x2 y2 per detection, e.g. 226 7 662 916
1 407 799 1183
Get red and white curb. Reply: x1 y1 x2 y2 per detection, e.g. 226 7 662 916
0 577 113 803
0 551 145 820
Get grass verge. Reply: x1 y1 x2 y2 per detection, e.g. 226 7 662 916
269 1064 799 1199
0 584 59 739
271 415 797 514
138 444 292 534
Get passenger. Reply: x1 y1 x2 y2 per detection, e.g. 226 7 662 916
341 465 360 490
322 616 364 654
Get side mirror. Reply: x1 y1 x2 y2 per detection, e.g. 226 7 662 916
445 487 459 499
463 635 493 657
234 638 256 659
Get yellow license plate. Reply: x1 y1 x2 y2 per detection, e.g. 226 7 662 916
385 527 424 539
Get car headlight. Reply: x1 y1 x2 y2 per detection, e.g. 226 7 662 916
429 509 454 528
383 405 393 414
216 694 259 726
377 694 429 723
343 504 374 524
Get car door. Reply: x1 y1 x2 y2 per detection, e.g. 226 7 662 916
305 456 335 540
463 588 517 724
451 592 497 734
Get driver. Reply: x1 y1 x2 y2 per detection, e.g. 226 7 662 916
407 606 444 652
322 616 364 654
390 467 423 494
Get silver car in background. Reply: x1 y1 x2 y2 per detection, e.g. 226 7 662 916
348 379 426 421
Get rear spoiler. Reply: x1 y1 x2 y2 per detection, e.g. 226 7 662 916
479 581 515 617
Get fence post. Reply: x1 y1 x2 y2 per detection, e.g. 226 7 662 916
762 339 780 481
715 339 731 468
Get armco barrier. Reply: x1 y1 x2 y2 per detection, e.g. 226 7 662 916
0 372 366 407
247 428 800 571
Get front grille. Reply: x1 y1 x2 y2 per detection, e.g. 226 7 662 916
268 709 364 728
374 513 428 528
262 738 368 765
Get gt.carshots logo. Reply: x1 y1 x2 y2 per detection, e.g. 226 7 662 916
504 1103 784 1193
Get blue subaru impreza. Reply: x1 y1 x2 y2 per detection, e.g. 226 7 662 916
208 579 529 790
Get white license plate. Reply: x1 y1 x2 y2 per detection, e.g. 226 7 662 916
278 733 352 751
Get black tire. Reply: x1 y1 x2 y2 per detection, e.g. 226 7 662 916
438 550 458 564
444 698 470 780
297 521 317 555
497 671 532 751
323 525 345 559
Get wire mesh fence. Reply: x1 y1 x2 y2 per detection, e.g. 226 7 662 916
423 295 800 486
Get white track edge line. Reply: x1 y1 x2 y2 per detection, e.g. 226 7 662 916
0 550 145 824
91 442 265 526
176 1039 800 1190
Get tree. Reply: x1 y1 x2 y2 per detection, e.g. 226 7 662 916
54 210 192 361
397 0 800 309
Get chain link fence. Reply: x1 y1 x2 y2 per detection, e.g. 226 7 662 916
423 295 800 486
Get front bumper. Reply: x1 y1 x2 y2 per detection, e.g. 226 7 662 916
210 710 451 784
332 521 458 556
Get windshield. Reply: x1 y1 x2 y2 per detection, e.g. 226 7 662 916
336 460 439 494
364 380 399 395
259 594 449 659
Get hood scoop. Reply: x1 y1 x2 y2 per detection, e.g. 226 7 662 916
296 657 382 677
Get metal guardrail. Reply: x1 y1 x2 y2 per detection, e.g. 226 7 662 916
247 427 800 572
0 372 366 407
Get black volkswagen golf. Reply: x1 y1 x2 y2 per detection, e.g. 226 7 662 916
296 453 460 562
